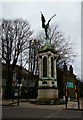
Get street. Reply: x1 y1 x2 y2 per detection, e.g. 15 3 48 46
2 104 83 120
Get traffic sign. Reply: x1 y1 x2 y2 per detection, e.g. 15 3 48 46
13 71 16 81
14 92 18 96
67 82 73 88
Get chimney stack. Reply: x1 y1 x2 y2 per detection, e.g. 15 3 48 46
63 61 67 72
69 65 73 74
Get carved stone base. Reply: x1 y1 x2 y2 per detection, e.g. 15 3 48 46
37 88 58 99
36 88 59 105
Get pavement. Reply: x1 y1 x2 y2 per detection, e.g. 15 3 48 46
2 99 83 110
2 104 83 120
1 99 83 120
2 99 29 106
2 99 65 109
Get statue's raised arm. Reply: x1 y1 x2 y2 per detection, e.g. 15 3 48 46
41 12 56 40
47 14 56 26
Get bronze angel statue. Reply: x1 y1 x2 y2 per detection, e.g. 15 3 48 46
41 12 56 40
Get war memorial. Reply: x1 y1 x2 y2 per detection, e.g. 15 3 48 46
37 13 59 104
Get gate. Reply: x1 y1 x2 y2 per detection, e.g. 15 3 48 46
67 100 79 109
65 82 81 110
66 98 83 110
80 98 83 109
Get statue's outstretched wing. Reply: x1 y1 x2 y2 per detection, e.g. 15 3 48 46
41 12 46 28
47 14 56 25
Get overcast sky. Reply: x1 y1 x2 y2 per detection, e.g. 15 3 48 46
1 2 81 80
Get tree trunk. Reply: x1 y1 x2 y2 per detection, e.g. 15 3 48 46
5 62 12 99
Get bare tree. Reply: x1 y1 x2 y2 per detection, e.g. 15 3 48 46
28 39 40 75
29 24 76 75
1 18 33 98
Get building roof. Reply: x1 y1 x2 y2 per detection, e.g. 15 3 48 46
56 66 76 78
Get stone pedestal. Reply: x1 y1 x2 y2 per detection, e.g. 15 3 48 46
38 89 58 99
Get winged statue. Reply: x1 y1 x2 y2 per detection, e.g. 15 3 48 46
41 12 56 40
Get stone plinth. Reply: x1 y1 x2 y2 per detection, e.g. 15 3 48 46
37 88 58 99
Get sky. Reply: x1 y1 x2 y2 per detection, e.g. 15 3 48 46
1 1 81 80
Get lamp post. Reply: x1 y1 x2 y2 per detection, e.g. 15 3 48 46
17 83 19 106
29 39 35 72
17 65 22 106
31 39 35 43
12 70 16 102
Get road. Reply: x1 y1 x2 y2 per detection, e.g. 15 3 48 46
2 105 83 120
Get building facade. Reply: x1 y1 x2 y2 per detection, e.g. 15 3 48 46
57 62 78 99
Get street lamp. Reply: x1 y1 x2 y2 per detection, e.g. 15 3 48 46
29 39 36 72
31 40 35 43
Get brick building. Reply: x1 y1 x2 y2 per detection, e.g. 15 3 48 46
57 62 78 99
2 63 38 99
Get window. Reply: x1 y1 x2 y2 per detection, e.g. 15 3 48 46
52 81 55 85
42 81 47 84
43 56 47 77
51 57 54 77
